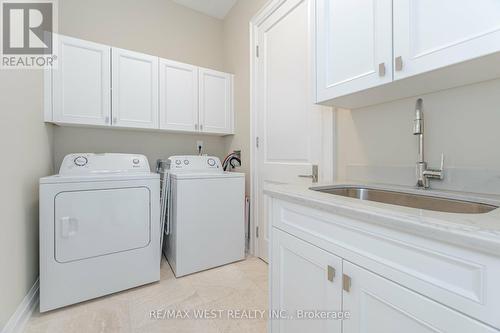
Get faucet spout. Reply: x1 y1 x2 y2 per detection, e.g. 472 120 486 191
412 98 444 189
413 98 424 163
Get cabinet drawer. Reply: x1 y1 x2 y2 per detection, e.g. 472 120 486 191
271 198 500 328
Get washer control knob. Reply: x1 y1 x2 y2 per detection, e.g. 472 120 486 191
207 158 216 167
184 160 189 165
74 156 88 167
133 158 140 165
175 160 182 165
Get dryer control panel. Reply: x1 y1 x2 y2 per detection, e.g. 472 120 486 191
59 153 151 175
168 155 222 172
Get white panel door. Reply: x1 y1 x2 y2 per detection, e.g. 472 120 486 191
394 0 500 80
55 187 150 263
316 0 393 102
112 48 159 129
271 229 342 333
343 261 498 333
53 35 111 125
254 0 333 261
159 59 199 132
199 68 233 134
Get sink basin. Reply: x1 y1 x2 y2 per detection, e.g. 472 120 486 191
311 186 498 214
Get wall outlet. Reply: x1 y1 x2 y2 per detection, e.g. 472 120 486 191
196 140 204 154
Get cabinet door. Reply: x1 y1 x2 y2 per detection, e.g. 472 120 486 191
394 0 500 80
112 48 159 129
199 68 233 134
343 261 497 333
271 229 342 333
53 35 111 125
316 0 393 102
159 59 199 132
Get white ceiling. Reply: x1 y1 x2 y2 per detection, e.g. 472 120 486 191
172 0 238 19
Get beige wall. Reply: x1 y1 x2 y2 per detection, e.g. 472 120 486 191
223 0 268 194
54 0 229 170
53 127 227 170
336 78 500 194
0 71 53 329
59 0 225 70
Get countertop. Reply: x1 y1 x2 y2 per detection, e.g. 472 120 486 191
264 181 500 256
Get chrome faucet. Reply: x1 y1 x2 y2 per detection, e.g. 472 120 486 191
413 98 444 189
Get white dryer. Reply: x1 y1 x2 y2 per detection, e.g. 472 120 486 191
39 153 160 312
163 155 245 277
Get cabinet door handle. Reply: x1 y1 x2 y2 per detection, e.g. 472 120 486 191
378 62 386 76
200 124 203 131
113 117 117 124
195 124 198 130
105 116 110 124
342 274 351 292
395 56 403 71
327 265 336 282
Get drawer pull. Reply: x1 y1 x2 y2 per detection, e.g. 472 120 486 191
343 274 351 292
378 62 386 76
327 265 336 282
395 56 403 71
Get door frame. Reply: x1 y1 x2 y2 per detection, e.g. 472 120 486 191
249 0 336 259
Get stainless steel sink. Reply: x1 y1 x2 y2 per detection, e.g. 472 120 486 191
311 186 498 214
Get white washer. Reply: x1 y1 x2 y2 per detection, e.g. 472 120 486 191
163 155 245 277
39 153 160 312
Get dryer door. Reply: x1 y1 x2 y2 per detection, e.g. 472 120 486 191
54 187 151 263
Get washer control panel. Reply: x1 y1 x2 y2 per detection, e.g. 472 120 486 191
59 153 151 175
169 155 222 172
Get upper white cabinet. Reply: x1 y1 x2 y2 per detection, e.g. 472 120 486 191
316 0 392 101
199 68 233 134
45 35 234 136
52 36 111 125
315 0 500 107
393 0 500 80
159 59 199 132
112 48 159 129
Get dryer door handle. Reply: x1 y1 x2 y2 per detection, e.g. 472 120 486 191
61 217 78 238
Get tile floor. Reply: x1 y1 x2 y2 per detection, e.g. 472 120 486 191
24 257 268 333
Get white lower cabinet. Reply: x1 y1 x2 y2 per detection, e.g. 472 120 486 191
271 228 498 333
271 228 342 333
270 197 500 332
342 261 497 333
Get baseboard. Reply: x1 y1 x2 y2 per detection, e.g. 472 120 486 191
1 278 39 333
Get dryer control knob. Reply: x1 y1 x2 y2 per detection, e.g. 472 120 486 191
74 156 88 167
207 158 216 166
